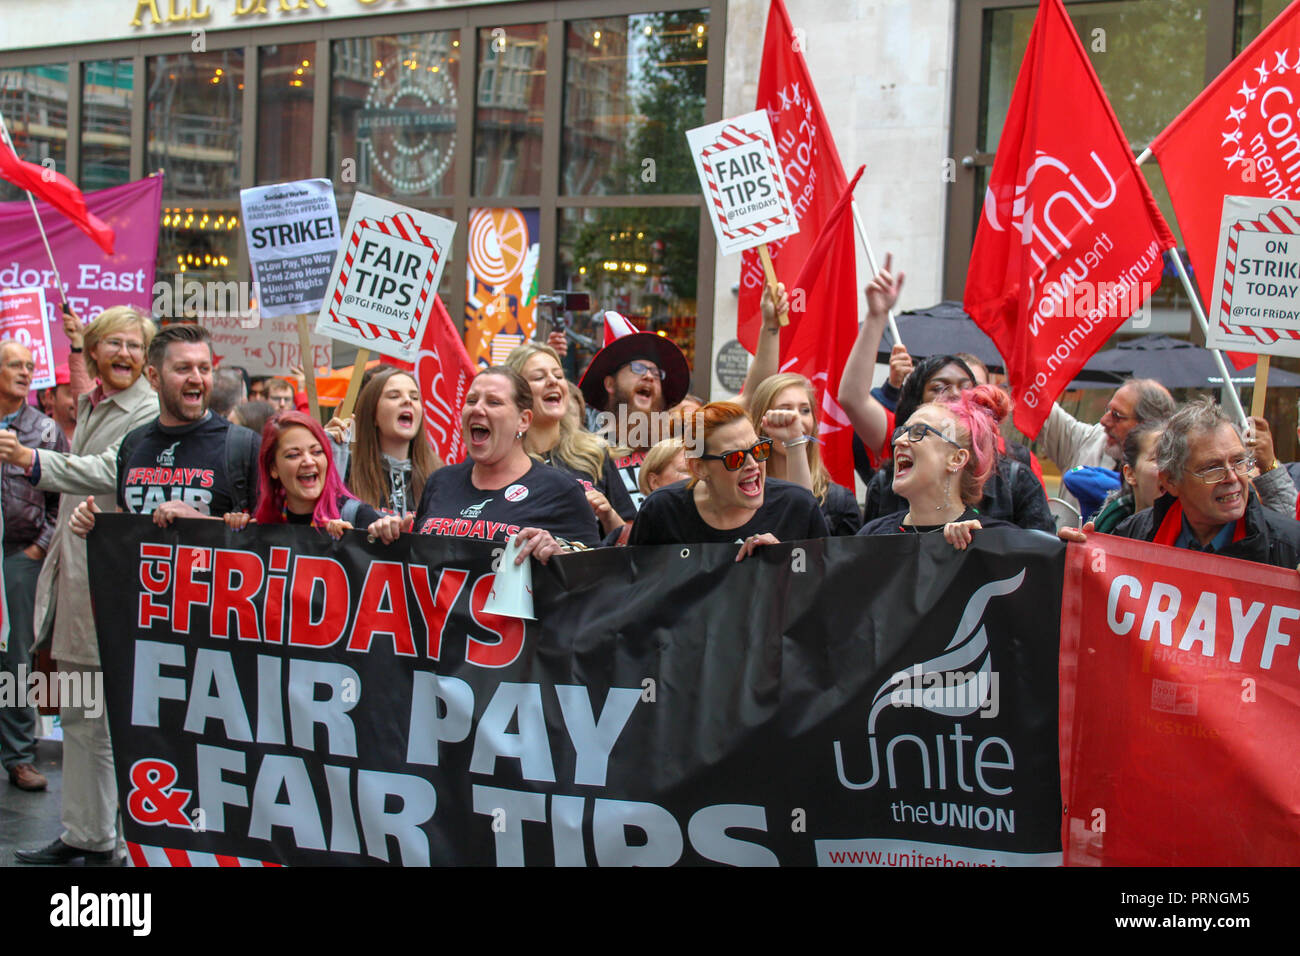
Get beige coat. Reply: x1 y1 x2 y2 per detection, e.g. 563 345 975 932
32 374 159 666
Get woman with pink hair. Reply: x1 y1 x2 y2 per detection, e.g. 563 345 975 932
225 411 381 537
856 385 1018 549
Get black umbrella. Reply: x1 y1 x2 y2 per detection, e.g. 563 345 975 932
877 301 1126 386
1079 334 1300 390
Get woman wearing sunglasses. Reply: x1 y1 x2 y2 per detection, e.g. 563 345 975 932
628 401 828 559
857 385 1016 549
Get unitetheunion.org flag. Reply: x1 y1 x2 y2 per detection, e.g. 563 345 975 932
963 0 1175 437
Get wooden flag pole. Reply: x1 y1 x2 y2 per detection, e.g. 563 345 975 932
338 347 369 420
1251 354 1270 419
296 314 320 420
756 244 787 326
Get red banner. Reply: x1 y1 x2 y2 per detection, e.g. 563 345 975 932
1060 534 1300 865
738 0 857 487
397 294 475 465
964 0 1175 438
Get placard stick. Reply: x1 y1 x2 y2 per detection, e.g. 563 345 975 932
338 347 369 420
296 314 320 420
851 201 903 347
1251 354 1270 419
757 244 787 326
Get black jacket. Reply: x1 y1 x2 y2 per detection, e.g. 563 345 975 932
863 455 1054 533
1113 490 1300 569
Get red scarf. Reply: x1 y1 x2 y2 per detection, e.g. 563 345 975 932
1152 497 1248 549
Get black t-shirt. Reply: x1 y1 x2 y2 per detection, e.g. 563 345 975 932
822 482 863 536
117 412 259 518
611 449 647 513
415 459 600 546
282 497 383 528
857 506 1015 536
542 450 638 522
628 477 830 546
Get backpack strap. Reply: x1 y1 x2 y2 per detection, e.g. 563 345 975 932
340 497 362 525
225 424 261 513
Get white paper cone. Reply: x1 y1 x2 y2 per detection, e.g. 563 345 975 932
482 537 536 620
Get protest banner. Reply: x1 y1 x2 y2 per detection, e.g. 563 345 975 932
964 0 1175 438
687 109 798 314
199 312 332 378
0 286 55 389
239 180 340 319
89 519 1063 867
0 176 161 373
1060 534 1300 865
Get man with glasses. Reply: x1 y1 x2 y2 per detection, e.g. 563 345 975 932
1064 398 1300 567
0 341 68 794
265 377 296 412
579 311 691 511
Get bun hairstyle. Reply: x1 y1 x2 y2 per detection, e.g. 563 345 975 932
934 384 1013 505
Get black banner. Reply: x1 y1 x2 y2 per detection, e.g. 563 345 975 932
89 516 1065 867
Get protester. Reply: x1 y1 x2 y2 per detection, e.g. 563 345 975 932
209 367 248 419
225 411 380 537
367 366 599 562
578 311 691 511
5 305 158 866
748 372 861 535
0 341 68 793
628 401 829 557
1062 398 1300 568
858 385 1017 549
326 367 442 517
1092 420 1164 533
66 323 260 535
1238 414 1298 517
837 255 906 460
266 377 296 412
37 365 77 442
231 400 275 438
638 437 691 498
248 375 271 402
505 342 635 536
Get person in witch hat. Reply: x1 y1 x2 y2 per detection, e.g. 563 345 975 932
579 311 691 511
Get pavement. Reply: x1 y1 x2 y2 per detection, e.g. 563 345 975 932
0 738 67 866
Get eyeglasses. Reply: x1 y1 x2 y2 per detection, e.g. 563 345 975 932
1189 457 1254 484
699 438 774 470
101 338 144 355
624 360 665 380
926 379 973 398
892 422 962 449
1104 406 1135 423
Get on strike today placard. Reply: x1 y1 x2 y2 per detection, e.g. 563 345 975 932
686 110 799 257
316 193 456 362
240 179 340 318
1206 195 1300 357
0 286 55 389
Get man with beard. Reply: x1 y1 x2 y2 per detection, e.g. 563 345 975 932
579 311 691 511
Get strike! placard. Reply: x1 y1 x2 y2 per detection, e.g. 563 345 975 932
1206 195 1300 357
240 179 341 319
686 110 799 256
316 193 456 361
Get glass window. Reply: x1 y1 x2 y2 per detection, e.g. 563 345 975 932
1237 0 1292 51
474 24 546 196
562 11 709 196
0 64 70 202
81 59 133 191
330 32 459 200
157 205 241 293
258 43 314 184
147 51 244 200
556 207 699 372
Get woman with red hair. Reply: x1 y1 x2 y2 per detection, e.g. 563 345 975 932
225 411 381 537
857 385 1017 549
629 400 828 559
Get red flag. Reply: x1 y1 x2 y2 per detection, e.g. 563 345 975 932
964 0 1175 438
788 165 865 486
0 133 115 256
1151 2 1300 369
393 295 476 465
738 0 857 488
1060 534 1300 865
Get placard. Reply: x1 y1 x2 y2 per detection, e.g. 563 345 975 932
315 193 456 361
686 110 799 256
239 179 341 319
200 311 332 377
1206 195 1300 357
0 286 55 389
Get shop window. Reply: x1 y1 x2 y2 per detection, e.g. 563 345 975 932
258 43 314 184
0 64 70 202
147 50 244 201
330 32 459 200
81 59 132 191
561 10 709 196
474 23 546 196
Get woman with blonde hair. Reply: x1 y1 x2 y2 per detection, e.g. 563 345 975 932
504 341 635 535
748 373 861 535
